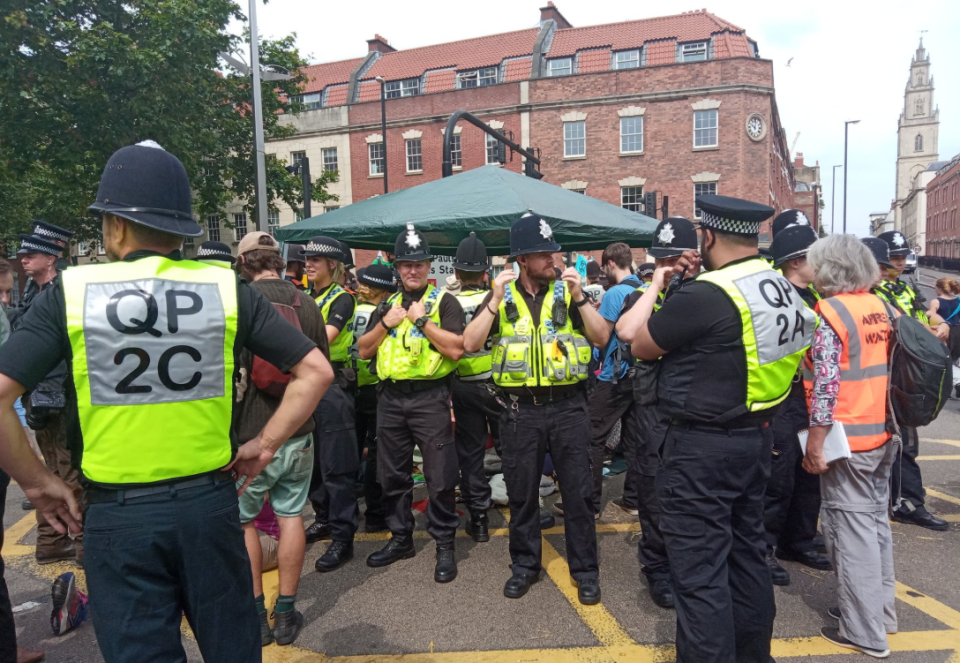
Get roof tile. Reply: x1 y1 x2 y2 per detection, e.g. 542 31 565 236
577 48 612 73
425 69 457 93
503 57 533 82
301 57 366 94
325 85 349 107
357 80 380 103
645 40 678 66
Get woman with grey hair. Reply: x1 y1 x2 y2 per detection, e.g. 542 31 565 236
802 234 896 658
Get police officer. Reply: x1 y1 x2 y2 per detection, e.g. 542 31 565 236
349 264 398 532
302 236 362 571
630 195 816 662
872 231 949 531
463 213 607 605
358 224 465 583
0 141 332 662
771 208 812 238
30 220 74 273
450 232 498 542
283 242 307 289
196 240 236 268
763 225 831 586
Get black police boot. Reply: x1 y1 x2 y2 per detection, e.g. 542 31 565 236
465 511 490 543
504 572 540 599
891 505 949 532
272 609 304 647
434 543 458 583
766 552 790 586
304 520 332 544
648 579 675 609
813 533 827 553
366 536 416 568
539 510 556 530
259 611 273 647
578 578 601 605
775 547 832 571
315 540 354 572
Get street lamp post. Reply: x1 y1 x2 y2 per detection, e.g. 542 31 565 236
248 0 268 231
843 120 860 234
831 164 842 234
375 76 388 194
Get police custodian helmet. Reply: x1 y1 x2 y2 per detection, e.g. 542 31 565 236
453 232 488 272
861 237 892 267
509 212 561 259
771 209 812 238
648 217 698 259
770 224 818 268
88 140 202 237
877 230 911 256
394 223 432 263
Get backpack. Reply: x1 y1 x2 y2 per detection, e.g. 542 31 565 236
251 289 303 398
884 302 952 428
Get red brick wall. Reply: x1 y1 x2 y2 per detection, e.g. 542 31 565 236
926 159 960 257
793 190 820 233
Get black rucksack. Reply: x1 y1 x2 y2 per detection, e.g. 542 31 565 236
884 303 952 428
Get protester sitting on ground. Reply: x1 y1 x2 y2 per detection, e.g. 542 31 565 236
802 234 897 659
234 231 331 648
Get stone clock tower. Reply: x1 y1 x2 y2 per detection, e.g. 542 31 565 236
894 38 939 228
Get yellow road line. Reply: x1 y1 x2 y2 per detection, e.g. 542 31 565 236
928 488 960 508
917 455 960 461
1 511 38 558
772 630 960 658
922 438 960 450
897 581 960 630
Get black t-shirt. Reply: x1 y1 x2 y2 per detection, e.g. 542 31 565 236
480 281 586 398
311 283 356 332
0 251 318 484
647 257 777 426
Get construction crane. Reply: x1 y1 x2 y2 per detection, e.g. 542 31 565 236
790 132 801 155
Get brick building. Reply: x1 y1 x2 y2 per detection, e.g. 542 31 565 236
925 153 960 258
792 153 821 232
189 4 796 264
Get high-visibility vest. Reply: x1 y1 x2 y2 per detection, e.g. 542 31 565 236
873 280 929 325
492 280 593 388
315 284 355 363
802 293 891 452
350 302 378 387
62 256 238 485
694 258 817 414
455 288 493 380
376 285 457 381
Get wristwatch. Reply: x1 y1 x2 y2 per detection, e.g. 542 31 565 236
415 316 430 329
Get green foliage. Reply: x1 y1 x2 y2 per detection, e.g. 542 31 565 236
0 0 334 248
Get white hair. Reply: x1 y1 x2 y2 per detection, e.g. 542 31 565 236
807 234 880 297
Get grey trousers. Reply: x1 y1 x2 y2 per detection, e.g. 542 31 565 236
821 439 899 652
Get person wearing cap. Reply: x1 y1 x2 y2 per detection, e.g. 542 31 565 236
616 216 698 610
358 223 466 583
349 264 398 534
628 195 817 662
636 263 655 284
282 243 307 290
30 220 74 273
463 213 608 605
450 232 498 543
301 236 361 572
585 260 602 286
762 225 832 587
196 240 236 268
870 231 949 532
0 141 332 662
233 231 330 646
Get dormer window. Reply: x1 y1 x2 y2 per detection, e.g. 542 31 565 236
680 41 708 62
294 92 322 110
384 78 420 98
547 57 573 77
613 50 640 69
458 67 498 88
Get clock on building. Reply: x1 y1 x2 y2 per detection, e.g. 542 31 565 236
746 114 766 141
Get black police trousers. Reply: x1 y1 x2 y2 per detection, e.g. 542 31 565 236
500 394 599 581
0 469 15 663
377 382 460 544
632 404 671 583
658 423 775 663
308 383 360 542
451 378 498 514
356 384 385 522
588 379 641 512
891 425 925 511
763 396 821 554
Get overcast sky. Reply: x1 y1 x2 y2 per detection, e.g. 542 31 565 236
240 0 960 240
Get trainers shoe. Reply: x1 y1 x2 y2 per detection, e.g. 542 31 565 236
51 572 88 636
272 609 304 647
612 498 639 517
820 626 890 658
259 610 273 647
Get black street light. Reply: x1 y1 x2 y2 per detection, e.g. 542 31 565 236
375 76 388 194
843 120 860 233
831 164 842 234
285 156 312 219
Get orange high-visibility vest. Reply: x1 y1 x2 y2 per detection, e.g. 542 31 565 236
803 293 891 452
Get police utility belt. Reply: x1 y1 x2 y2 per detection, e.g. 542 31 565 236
380 376 450 394
85 471 233 504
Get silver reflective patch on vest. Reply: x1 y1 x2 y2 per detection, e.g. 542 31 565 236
82 279 227 405
734 272 816 365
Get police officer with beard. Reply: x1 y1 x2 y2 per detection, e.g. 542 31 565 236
629 195 816 663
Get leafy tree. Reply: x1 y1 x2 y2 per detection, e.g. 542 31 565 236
0 0 334 249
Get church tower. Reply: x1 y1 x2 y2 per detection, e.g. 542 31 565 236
894 38 939 226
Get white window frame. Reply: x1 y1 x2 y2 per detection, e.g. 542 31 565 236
614 50 640 70
77 240 88 255
267 209 280 236
384 78 420 98
206 215 221 242
681 41 708 62
368 143 384 176
694 182 718 218
485 133 500 165
620 116 643 154
563 120 586 158
458 67 498 88
291 151 305 167
296 92 322 110
183 235 194 247
621 186 643 212
321 147 338 172
450 134 462 168
233 213 248 241
405 138 422 173
694 109 719 148
547 57 573 77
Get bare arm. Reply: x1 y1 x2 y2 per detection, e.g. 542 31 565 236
561 268 608 347
618 267 670 345
325 325 341 346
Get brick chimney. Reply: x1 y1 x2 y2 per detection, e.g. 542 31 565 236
794 152 805 168
540 2 573 29
367 34 396 54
